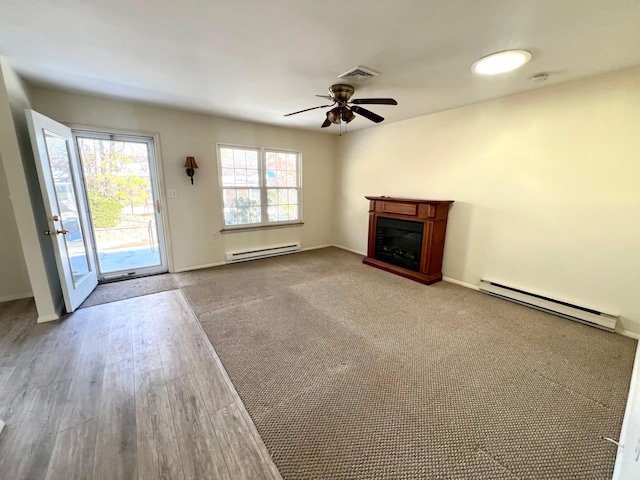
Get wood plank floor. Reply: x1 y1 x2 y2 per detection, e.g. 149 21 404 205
0 290 282 480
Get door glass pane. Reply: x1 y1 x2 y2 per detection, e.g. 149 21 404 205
44 132 91 287
76 137 161 275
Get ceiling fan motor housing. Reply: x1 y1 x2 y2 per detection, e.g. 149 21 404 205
329 84 355 102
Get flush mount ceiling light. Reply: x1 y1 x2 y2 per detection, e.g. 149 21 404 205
471 50 532 75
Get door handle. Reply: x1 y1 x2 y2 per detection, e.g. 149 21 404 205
44 229 69 236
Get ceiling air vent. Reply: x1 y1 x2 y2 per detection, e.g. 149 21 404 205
338 66 379 82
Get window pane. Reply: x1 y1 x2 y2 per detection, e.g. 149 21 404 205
221 148 234 168
265 152 276 170
221 168 235 186
286 171 297 187
265 168 276 186
277 189 287 205
234 169 247 186
247 169 259 187
223 189 236 207
277 205 287 221
267 189 277 206
236 188 249 203
234 149 246 168
265 151 298 189
220 147 260 188
236 207 250 224
224 207 238 225
249 207 261 223
288 205 299 221
247 151 258 169
288 189 298 204
267 206 277 221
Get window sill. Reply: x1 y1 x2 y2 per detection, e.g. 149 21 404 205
220 222 304 234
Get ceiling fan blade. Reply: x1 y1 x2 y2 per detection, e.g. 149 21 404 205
350 105 384 123
315 95 334 100
284 103 334 117
350 98 398 105
321 117 332 128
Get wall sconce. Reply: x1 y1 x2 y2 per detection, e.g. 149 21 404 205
184 156 199 184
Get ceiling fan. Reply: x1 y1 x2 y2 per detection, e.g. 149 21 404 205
284 84 397 128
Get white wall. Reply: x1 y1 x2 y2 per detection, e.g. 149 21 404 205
0 60 32 302
0 150 31 301
30 89 337 272
334 66 640 336
0 58 62 319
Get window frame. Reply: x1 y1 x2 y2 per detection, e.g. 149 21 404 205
216 143 303 231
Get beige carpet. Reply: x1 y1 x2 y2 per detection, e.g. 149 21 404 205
176 247 637 479
79 273 178 308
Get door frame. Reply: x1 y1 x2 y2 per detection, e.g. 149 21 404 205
69 125 174 277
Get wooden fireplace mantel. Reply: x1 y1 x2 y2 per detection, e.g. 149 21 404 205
363 196 454 285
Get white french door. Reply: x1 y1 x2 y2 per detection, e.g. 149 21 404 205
25 110 98 312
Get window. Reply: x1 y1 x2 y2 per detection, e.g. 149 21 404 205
218 145 301 228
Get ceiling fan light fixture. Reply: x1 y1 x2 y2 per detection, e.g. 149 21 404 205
327 107 341 124
342 108 355 123
471 49 532 75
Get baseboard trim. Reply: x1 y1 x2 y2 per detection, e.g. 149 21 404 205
174 261 227 273
37 298 64 323
332 244 366 256
301 244 333 252
0 292 33 303
443 277 480 291
616 328 640 340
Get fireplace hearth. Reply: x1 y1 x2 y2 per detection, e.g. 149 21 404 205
363 197 453 285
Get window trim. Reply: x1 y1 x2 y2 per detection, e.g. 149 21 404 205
216 143 303 230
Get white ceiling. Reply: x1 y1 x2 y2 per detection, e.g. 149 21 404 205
1 0 639 132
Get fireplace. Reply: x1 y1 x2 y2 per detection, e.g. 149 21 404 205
363 197 454 285
375 217 423 272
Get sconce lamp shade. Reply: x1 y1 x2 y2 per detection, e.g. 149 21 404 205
184 156 199 184
184 156 199 169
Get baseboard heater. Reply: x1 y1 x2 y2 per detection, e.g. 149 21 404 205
225 243 301 264
479 280 618 332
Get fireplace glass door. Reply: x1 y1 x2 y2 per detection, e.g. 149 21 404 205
374 217 423 272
